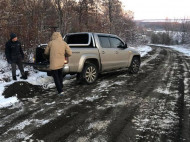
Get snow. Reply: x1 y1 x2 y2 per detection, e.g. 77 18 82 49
0 54 13 108
0 53 56 108
141 48 161 66
135 45 152 57
0 68 52 108
5 119 50 134
149 44 190 56
0 95 18 108
155 87 171 95
88 120 110 131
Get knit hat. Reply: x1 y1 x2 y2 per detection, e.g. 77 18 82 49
10 33 17 40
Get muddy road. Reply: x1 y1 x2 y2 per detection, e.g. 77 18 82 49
0 46 190 142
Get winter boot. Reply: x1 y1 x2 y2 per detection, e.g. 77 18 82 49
13 76 17 80
58 92 64 97
20 73 27 80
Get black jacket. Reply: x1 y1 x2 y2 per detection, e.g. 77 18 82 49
5 40 24 63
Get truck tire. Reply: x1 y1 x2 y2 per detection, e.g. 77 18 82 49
82 63 98 84
129 57 140 74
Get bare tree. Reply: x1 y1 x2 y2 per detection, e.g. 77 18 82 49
0 0 137 50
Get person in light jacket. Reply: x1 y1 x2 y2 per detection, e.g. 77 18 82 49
45 32 72 96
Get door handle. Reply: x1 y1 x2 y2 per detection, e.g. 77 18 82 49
102 51 105 54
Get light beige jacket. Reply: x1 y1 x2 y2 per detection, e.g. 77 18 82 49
45 32 72 70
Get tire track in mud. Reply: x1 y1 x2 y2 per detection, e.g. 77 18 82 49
0 46 190 142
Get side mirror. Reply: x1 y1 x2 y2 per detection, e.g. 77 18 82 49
118 44 127 49
124 43 128 48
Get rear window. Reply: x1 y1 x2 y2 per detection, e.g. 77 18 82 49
65 34 89 45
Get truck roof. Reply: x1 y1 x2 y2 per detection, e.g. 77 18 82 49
65 32 119 38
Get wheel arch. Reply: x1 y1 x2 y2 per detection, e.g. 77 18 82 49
78 55 100 72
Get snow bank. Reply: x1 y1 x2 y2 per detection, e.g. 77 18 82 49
149 44 190 56
168 45 190 56
135 45 152 57
0 52 55 108
0 70 52 108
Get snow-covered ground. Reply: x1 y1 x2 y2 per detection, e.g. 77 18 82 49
0 52 55 108
149 44 190 56
135 45 152 57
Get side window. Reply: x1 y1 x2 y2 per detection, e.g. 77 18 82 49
109 37 124 48
98 36 111 48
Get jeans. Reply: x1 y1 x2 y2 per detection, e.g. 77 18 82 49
11 60 25 77
51 69 63 93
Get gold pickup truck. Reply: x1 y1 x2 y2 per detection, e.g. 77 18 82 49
26 32 141 84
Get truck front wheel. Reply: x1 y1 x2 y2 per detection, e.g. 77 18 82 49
82 63 98 84
129 57 140 74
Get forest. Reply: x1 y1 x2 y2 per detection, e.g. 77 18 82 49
0 0 137 50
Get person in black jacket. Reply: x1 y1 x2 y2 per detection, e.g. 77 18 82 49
5 33 27 80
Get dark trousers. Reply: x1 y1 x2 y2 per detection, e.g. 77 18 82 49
52 69 63 93
11 60 25 77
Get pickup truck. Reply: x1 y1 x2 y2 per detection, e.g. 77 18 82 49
27 32 141 84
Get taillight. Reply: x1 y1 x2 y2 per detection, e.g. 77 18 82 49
33 55 36 63
64 57 69 64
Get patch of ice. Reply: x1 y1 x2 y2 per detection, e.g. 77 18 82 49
76 137 89 142
149 44 190 56
45 102 55 105
71 100 83 105
92 136 107 142
6 119 51 132
88 120 110 131
0 124 4 127
92 81 111 93
34 119 50 126
135 45 152 57
85 95 100 102
114 81 125 85
155 87 171 95
23 134 33 141
9 119 32 130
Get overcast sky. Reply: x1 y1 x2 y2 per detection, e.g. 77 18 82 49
120 0 190 20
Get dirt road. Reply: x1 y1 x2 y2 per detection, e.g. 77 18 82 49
0 46 190 142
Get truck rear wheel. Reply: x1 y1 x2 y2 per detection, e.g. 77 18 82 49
129 57 140 74
82 63 98 84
